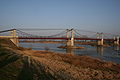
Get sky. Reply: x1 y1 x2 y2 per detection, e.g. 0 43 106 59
0 0 120 34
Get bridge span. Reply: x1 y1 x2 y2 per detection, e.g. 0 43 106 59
18 37 114 41
0 29 119 46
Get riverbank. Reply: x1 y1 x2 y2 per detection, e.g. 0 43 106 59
0 39 120 80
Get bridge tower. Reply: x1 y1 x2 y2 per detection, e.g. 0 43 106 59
97 33 104 46
66 29 74 47
71 28 74 46
66 29 69 38
114 36 119 45
10 29 19 46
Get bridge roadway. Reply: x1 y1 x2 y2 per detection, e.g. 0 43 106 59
18 37 114 41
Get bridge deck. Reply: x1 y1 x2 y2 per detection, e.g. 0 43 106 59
18 37 114 41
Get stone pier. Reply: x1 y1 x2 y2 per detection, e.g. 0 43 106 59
10 29 19 47
114 36 119 45
97 33 104 46
66 29 74 47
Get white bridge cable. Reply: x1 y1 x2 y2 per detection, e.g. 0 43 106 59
17 28 66 30
16 29 40 37
17 29 67 38
74 29 97 38
17 29 65 35
47 30 66 37
0 28 119 39
74 30 86 38
103 33 115 39
75 29 118 38
75 29 98 34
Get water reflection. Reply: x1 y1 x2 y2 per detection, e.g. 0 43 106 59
65 46 105 55
96 46 104 55
113 46 119 51
113 46 120 56
66 48 74 54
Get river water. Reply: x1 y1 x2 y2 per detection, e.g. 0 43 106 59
20 42 120 64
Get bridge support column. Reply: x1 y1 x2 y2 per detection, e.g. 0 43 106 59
97 33 104 46
10 29 19 46
66 29 74 47
70 28 74 47
66 29 71 46
114 36 119 45
66 29 69 38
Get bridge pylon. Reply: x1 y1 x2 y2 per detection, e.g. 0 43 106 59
71 28 74 46
66 29 74 47
97 33 104 46
114 36 119 45
10 29 19 47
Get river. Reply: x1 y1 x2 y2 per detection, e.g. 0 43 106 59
20 42 120 64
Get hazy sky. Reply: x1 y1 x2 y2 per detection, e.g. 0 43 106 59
0 0 120 34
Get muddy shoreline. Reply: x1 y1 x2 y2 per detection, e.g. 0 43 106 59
0 39 120 80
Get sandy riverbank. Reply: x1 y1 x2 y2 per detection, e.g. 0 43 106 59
0 39 120 80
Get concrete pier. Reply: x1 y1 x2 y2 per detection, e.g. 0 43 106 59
114 36 119 45
97 33 104 46
10 29 19 46
66 29 74 47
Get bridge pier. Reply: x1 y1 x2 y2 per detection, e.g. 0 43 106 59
97 33 104 46
66 29 74 47
66 29 69 38
10 29 19 47
114 36 119 45
98 39 104 46
71 28 74 47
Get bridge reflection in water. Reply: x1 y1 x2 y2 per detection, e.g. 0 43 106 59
96 46 104 55
63 45 120 57
65 46 104 55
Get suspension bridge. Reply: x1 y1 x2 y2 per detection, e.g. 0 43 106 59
0 28 119 47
